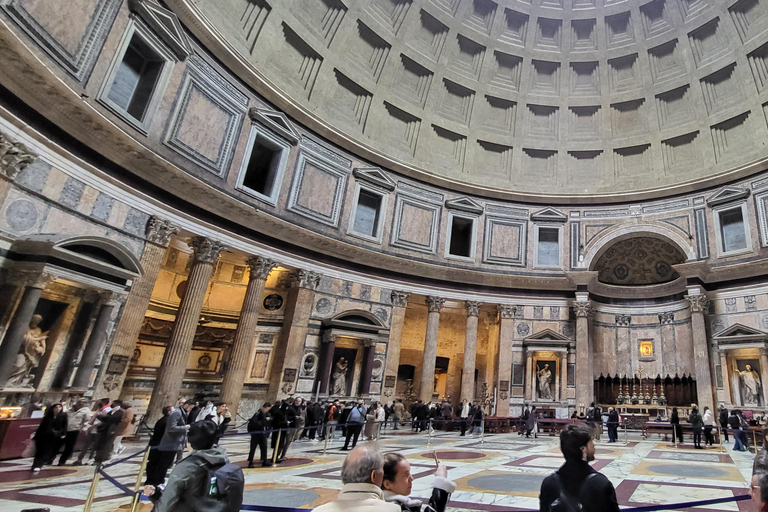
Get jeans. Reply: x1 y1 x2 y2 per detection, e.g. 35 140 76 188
692 427 702 446
608 425 618 442
733 430 745 451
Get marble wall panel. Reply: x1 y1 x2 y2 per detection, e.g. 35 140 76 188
483 217 526 265
288 151 348 226
391 195 440 253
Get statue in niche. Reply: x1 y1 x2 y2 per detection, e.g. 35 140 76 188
331 357 348 396
734 362 762 406
6 315 48 388
537 363 553 400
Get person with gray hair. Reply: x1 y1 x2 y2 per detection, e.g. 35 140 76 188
313 444 400 512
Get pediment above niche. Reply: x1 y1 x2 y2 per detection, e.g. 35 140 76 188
525 328 570 341
706 186 750 207
530 207 567 223
713 323 768 343
445 196 483 215
248 108 300 145
128 0 192 59
353 167 396 191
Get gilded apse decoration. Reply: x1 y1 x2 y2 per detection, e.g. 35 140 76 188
593 237 685 285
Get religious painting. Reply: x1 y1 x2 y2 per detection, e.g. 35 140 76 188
638 339 655 361
535 359 557 401
106 355 129 374
732 358 763 407
330 347 357 396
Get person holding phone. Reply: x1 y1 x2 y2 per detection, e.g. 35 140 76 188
381 452 455 512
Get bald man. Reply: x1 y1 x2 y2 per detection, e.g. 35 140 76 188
313 444 400 512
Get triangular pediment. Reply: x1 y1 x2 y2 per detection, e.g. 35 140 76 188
445 196 484 215
713 323 768 341
706 186 750 207
248 108 300 145
525 328 570 342
353 167 396 191
530 207 567 222
128 0 192 59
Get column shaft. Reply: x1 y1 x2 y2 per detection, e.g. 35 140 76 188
318 335 336 394
760 350 768 407
525 351 533 401
384 292 409 399
496 305 515 416
460 301 480 403
560 351 568 402
719 351 731 405
72 300 116 389
419 297 444 403
687 293 713 408
359 343 375 396
574 300 592 408
0 282 45 387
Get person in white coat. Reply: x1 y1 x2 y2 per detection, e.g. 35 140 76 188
702 406 716 446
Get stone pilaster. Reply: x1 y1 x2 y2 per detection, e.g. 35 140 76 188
560 351 568 402
615 314 631 377
419 296 444 403
383 291 409 399
574 297 593 408
719 350 732 405
0 273 53 388
71 293 120 389
496 305 516 416
318 333 337 395
685 290 713 409
760 348 768 407
270 269 321 399
460 301 481 403
146 236 225 422
359 340 376 396
97 216 179 399
220 256 277 416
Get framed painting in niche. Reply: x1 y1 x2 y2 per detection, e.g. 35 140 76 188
638 339 655 361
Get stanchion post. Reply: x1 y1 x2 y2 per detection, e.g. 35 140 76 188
480 417 485 444
323 425 329 455
272 430 281 464
427 418 432 446
130 447 151 512
83 463 102 512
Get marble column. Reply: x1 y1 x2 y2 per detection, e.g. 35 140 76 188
760 348 768 407
95 216 179 399
318 333 337 394
359 340 376 396
269 269 321 400
496 305 515 416
616 315 631 377
0 273 53 388
525 350 533 401
659 312 677 378
146 236 225 422
719 350 732 405
685 291 713 409
220 256 277 415
574 297 593 408
383 291 409 399
460 301 481 403
419 296 445 403
71 294 119 389
560 351 568 402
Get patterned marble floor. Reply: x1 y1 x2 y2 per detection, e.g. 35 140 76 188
0 427 755 512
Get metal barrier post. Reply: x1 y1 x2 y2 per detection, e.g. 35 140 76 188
129 447 151 512
323 425 329 455
427 419 432 446
480 417 485 444
753 429 758 452
83 463 102 512
272 430 282 464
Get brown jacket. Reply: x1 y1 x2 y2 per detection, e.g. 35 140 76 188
115 407 135 436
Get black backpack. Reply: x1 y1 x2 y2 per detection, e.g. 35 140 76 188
193 457 244 512
549 473 598 512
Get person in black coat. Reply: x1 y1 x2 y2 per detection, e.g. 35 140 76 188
144 406 172 486
607 407 620 443
670 407 683 444
539 423 620 512
31 403 66 472
248 402 272 467
719 405 730 442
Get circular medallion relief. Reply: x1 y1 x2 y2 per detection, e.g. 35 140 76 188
301 353 318 376
315 298 333 314
5 199 38 232
371 358 383 379
263 294 284 311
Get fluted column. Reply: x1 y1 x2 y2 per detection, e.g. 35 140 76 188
419 296 444 403
270 269 322 400
0 273 53 388
146 236 225 422
383 291 409 399
574 296 593 408
460 301 481 403
220 256 277 415
96 216 179 399
686 289 713 409
72 293 119 389
497 305 516 416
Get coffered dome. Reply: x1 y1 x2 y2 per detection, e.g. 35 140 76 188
187 0 768 202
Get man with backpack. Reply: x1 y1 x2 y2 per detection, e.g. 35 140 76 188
539 423 619 512
146 420 244 512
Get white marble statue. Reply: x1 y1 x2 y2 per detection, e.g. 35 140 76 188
537 363 553 400
331 357 348 396
6 314 48 388
734 362 761 406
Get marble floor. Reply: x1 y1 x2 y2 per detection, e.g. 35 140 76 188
0 427 756 512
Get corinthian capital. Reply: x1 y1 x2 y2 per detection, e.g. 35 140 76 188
146 216 180 246
291 269 322 290
188 236 226 264
685 294 709 313
465 301 482 317
573 301 592 318
426 296 445 313
615 314 631 326
498 304 517 319
247 256 278 280
0 132 36 180
391 290 410 308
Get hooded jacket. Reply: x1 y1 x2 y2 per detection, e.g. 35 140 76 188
383 476 455 512
313 483 400 512
151 445 231 512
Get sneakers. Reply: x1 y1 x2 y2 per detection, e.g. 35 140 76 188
32 467 40 473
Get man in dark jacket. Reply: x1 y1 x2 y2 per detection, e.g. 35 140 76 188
719 405 730 443
145 406 173 486
539 422 619 512
156 401 195 485
607 407 620 443
248 402 272 468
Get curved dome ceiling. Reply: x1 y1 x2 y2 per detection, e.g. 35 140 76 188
592 237 686 285
192 0 768 201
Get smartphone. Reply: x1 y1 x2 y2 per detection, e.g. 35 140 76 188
432 450 440 467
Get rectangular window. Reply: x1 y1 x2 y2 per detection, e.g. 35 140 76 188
352 189 382 238
537 227 560 267
449 216 474 258
237 128 290 204
719 207 747 253
106 34 165 122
